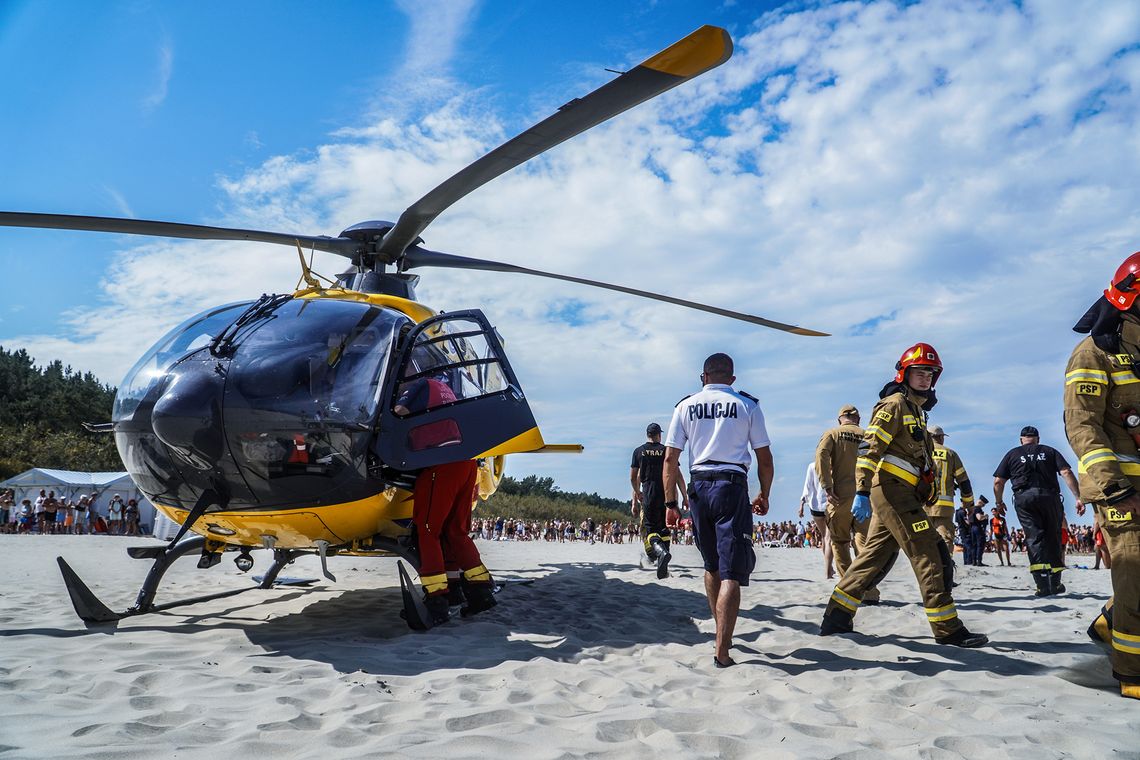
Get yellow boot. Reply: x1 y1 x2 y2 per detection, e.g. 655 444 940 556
1122 682 1140 700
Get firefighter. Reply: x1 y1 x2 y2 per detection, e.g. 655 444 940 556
1064 252 1140 699
819 343 987 648
815 405 880 603
928 425 972 581
395 371 496 625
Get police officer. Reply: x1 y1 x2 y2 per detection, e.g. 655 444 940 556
929 426 973 580
1063 253 1140 700
969 496 989 566
993 426 1082 594
819 343 987 648
815 405 880 603
631 422 688 578
954 500 974 566
663 353 772 668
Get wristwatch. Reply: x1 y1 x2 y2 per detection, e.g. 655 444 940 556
665 500 678 509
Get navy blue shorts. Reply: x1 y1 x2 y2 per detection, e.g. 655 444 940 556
689 478 756 584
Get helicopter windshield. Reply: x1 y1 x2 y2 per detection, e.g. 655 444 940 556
113 301 253 422
228 298 410 425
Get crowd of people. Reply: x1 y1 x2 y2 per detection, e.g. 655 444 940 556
0 489 142 536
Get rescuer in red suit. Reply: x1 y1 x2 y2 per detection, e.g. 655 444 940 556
395 373 496 624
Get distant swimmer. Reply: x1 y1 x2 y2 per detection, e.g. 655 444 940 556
819 343 987 648
631 422 687 578
664 353 772 668
815 404 879 602
1065 253 1140 700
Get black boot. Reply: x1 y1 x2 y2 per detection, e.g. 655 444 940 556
1032 570 1052 596
460 581 498 617
447 579 466 607
819 606 854 636
936 627 988 648
649 537 672 579
424 594 451 625
1051 571 1066 595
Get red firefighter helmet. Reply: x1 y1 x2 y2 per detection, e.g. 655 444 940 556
894 342 942 386
1104 252 1140 311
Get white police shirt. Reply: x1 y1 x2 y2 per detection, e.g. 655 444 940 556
665 383 770 473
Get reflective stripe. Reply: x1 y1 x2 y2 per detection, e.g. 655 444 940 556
1065 368 1108 384
880 454 920 485
1029 563 1051 571
1112 629 1140 655
463 564 492 583
421 572 449 595
831 588 861 612
856 456 878 472
1111 371 1140 386
903 415 916 425
1051 567 1064 574
953 467 966 478
1077 448 1140 475
866 424 893 444
935 498 954 507
925 604 958 622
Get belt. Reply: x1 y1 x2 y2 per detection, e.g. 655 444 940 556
690 471 747 486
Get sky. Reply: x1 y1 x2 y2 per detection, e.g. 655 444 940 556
2 0 1140 529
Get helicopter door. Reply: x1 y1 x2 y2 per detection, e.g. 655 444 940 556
375 310 538 470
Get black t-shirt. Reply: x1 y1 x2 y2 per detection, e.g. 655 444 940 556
994 443 1070 494
631 442 666 484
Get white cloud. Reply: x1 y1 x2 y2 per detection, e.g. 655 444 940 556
13 0 1140 523
142 37 173 113
102 185 134 218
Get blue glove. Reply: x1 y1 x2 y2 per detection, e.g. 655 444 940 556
852 493 872 523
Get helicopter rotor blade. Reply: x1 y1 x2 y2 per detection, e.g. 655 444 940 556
0 212 363 258
376 25 733 262
401 246 828 337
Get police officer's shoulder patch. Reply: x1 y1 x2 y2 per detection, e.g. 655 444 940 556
738 391 759 403
674 394 694 408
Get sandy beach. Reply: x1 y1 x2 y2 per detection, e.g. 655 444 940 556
0 535 1133 759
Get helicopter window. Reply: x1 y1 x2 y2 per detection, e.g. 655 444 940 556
390 317 513 436
113 301 253 422
229 299 409 425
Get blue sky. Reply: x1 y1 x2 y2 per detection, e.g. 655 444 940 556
3 0 1140 529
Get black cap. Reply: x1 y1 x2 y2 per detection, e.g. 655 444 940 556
646 422 662 435
1020 425 1039 437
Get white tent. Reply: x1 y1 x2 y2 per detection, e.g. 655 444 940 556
0 468 163 535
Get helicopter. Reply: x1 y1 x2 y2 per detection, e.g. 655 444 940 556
0 25 826 630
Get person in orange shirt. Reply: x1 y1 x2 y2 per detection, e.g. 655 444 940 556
990 506 1011 566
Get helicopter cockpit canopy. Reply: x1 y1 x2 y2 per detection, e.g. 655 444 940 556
225 298 409 427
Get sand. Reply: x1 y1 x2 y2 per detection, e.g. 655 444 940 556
0 535 1134 759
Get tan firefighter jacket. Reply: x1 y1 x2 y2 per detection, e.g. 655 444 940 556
1064 315 1140 504
930 444 973 517
857 389 935 496
815 423 864 501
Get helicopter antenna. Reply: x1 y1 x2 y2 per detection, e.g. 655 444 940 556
294 241 337 291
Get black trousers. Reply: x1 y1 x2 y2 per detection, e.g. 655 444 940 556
640 481 669 556
1013 488 1064 583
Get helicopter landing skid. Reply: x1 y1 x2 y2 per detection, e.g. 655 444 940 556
57 538 306 624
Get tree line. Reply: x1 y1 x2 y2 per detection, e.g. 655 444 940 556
479 474 631 524
0 346 120 479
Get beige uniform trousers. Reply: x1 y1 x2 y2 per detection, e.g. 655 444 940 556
1095 501 1140 684
930 514 955 551
827 494 879 602
825 478 963 638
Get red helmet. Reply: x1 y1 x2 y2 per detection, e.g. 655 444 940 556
1105 252 1140 311
894 342 942 386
